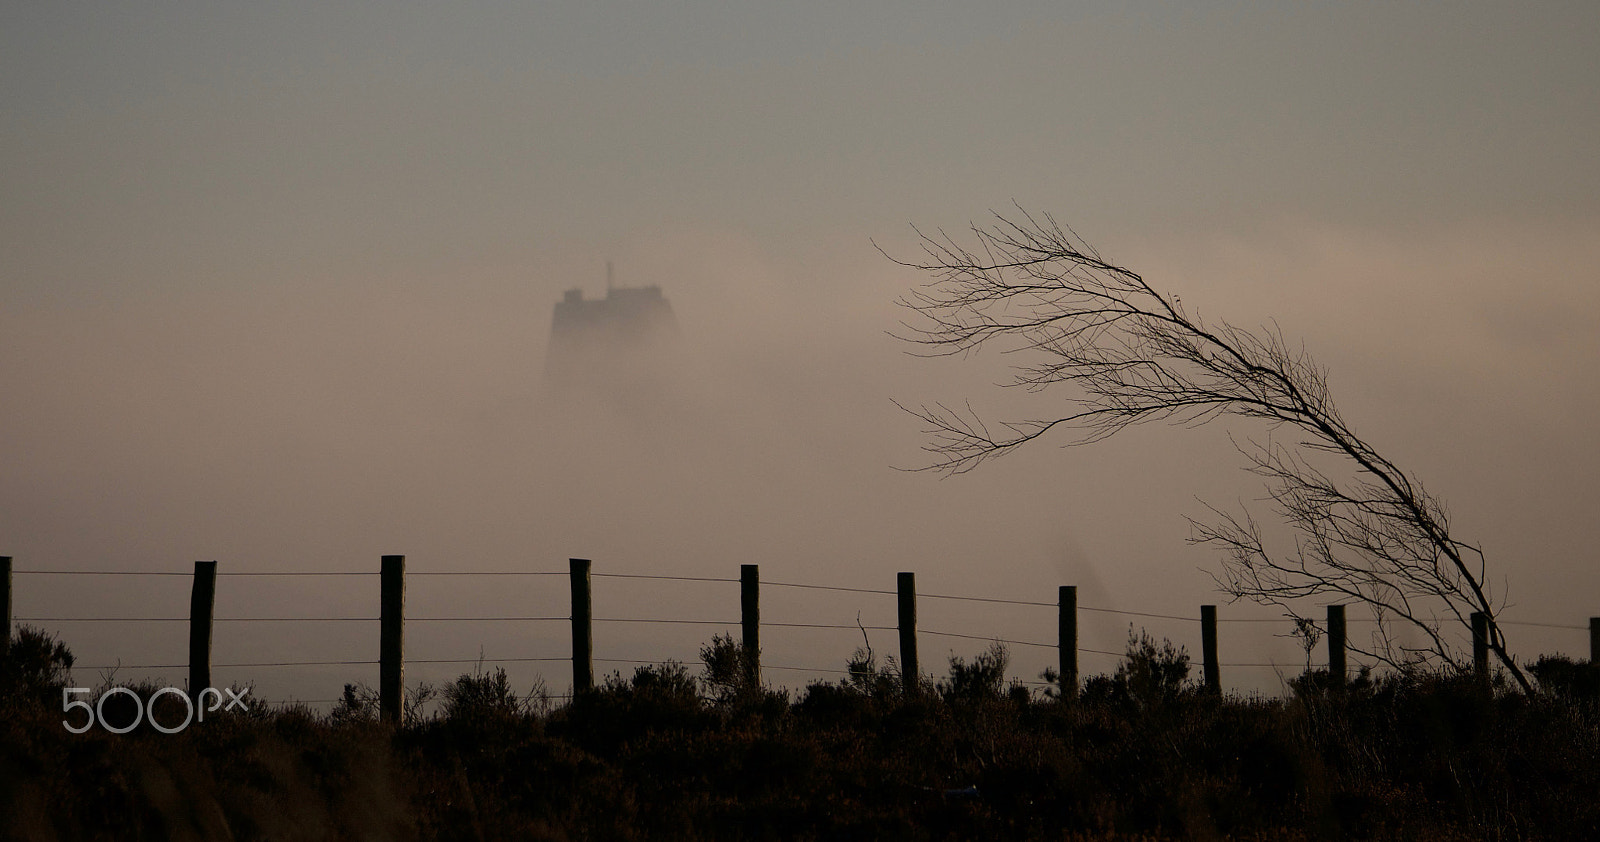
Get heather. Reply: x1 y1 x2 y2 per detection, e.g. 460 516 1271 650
3 627 1598 841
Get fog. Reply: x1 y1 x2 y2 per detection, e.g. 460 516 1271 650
5 218 1596 701
4 3 1598 703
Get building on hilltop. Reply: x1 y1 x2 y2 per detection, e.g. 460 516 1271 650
544 270 679 389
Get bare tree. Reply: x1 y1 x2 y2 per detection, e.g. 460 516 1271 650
886 209 1531 692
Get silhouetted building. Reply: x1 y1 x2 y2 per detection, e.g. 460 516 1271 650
544 282 679 389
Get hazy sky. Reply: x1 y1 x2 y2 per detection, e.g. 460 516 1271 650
4 2 1598 700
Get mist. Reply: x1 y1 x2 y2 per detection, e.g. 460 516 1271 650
3 214 1594 701
4 3 1598 703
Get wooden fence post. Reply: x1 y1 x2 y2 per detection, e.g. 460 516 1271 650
1471 611 1489 684
898 572 918 695
1 556 12 659
1327 604 1346 690
189 561 217 704
1059 585 1077 700
570 558 593 693
740 563 760 685
1590 617 1599 665
380 555 405 724
1200 605 1220 694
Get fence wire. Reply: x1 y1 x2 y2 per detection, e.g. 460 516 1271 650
9 564 1593 702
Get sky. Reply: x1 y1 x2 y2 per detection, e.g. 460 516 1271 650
4 2 1598 702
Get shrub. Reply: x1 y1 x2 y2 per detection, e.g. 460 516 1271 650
939 642 1011 704
329 681 380 724
326 680 436 725
0 625 75 708
83 677 206 735
844 646 902 698
441 666 526 723
622 661 700 700
1289 665 1374 701
1076 627 1194 710
1529 653 1600 702
795 644 909 729
555 661 718 756
699 632 758 702
1117 627 1191 708
699 633 790 724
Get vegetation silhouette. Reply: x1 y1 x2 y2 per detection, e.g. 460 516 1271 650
887 209 1532 690
4 627 1599 838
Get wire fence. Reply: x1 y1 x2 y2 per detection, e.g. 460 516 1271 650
5 560 1594 710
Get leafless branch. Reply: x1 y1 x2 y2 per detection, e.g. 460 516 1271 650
888 209 1531 692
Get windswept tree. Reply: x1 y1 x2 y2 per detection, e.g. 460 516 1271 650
887 210 1531 692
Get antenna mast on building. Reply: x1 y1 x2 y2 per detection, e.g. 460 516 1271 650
606 260 614 292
